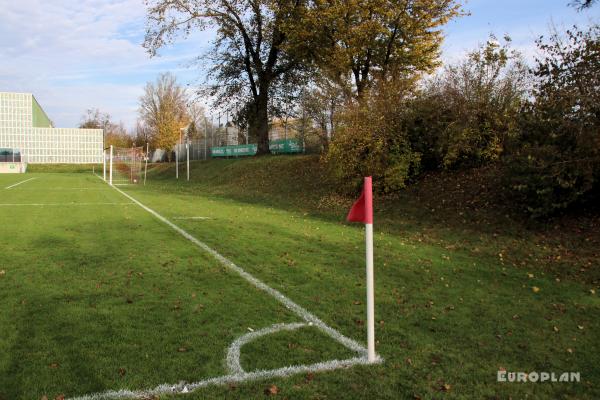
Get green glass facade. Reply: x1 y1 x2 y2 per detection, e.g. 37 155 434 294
31 95 52 128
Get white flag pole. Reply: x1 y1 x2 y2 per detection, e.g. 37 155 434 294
363 177 376 362
109 145 113 186
175 148 179 179
103 149 106 181
186 142 190 181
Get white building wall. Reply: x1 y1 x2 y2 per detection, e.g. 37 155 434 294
0 92 103 163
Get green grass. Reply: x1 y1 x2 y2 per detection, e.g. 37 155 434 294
1 158 598 399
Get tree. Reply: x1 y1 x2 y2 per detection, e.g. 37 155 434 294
570 0 597 10
315 0 463 98
79 109 132 148
143 0 315 155
506 25 600 217
186 102 206 141
411 36 529 169
139 72 190 158
325 79 422 193
132 120 152 148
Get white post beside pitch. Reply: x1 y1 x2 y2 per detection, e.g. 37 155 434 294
175 148 179 179
365 222 375 362
144 143 149 186
109 145 113 186
103 149 106 181
186 143 190 181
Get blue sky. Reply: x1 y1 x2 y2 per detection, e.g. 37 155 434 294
0 0 597 129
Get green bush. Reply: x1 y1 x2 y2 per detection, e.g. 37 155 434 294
325 81 421 194
409 36 528 170
506 25 600 217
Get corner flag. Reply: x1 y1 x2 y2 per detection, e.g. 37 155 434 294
347 177 376 362
346 177 373 223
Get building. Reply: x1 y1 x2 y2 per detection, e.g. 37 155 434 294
0 92 103 163
269 117 299 141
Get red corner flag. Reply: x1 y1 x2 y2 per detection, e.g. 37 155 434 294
347 176 373 224
346 176 377 362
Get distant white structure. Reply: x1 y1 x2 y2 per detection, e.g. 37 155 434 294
219 122 239 146
0 92 103 163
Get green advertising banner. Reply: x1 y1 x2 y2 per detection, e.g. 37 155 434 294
211 139 303 158
269 138 303 154
211 144 257 157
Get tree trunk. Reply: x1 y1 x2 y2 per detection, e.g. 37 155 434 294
250 91 271 155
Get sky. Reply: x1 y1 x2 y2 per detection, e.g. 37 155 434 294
0 0 597 129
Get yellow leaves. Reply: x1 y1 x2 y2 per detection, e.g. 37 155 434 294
265 385 279 395
532 286 540 293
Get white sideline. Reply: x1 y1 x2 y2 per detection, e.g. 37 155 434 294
69 178 382 400
0 202 134 207
69 357 373 400
172 216 211 220
4 177 36 189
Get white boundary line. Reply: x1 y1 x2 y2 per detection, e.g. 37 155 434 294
4 177 37 189
0 202 134 207
66 180 382 399
70 357 373 400
15 187 105 191
172 216 211 220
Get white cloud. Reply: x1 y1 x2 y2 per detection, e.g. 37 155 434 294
0 0 212 128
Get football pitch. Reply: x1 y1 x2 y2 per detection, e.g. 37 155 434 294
0 173 376 399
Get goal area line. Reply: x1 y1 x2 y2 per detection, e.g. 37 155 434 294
72 176 383 400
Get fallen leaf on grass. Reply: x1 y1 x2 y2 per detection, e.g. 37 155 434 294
0 270 5 276
442 384 452 392
119 367 126 377
49 363 59 369
577 325 584 330
55 395 65 400
553 326 559 332
265 385 278 395
532 286 540 293
41 396 48 400
178 347 188 352
305 373 314 383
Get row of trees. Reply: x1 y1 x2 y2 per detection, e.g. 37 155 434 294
80 72 206 157
136 1 599 217
325 24 599 217
143 0 463 154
